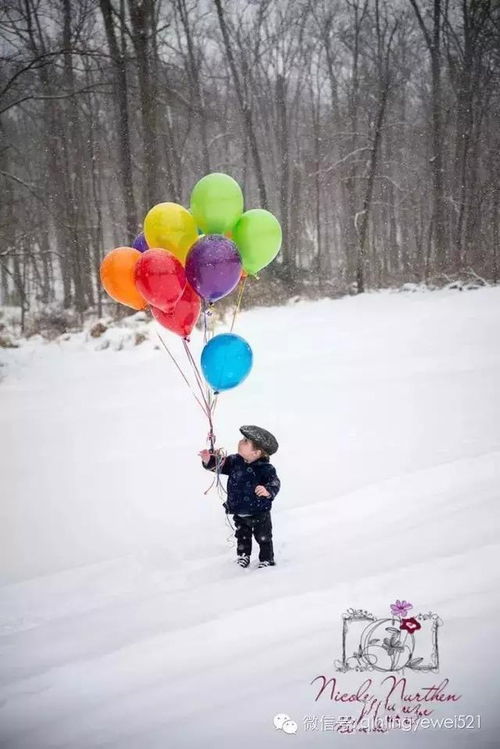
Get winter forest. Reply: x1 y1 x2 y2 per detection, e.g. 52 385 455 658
1 0 499 328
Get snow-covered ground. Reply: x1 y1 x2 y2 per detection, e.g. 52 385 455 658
1 287 499 748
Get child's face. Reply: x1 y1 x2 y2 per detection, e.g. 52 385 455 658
237 436 262 462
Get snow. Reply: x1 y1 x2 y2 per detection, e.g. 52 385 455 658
1 286 500 748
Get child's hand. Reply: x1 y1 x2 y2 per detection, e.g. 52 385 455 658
198 449 211 464
255 485 271 498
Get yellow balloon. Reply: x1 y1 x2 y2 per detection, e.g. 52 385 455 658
144 202 198 264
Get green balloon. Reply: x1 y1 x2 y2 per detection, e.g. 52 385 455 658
190 173 244 234
232 209 282 275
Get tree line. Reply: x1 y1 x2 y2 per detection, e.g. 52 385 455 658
1 0 499 321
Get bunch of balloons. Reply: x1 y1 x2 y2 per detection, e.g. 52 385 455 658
100 172 281 392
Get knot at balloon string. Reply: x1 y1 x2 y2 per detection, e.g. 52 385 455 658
207 429 216 453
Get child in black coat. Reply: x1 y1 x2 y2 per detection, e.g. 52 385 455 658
199 425 280 568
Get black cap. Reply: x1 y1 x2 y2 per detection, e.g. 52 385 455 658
239 425 279 455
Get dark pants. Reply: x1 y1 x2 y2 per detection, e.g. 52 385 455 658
233 511 274 563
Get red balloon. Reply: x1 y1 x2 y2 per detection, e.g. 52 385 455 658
151 283 201 338
134 249 186 312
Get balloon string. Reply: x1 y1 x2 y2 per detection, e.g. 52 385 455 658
155 330 209 417
202 299 217 413
203 447 228 496
211 392 219 419
202 299 210 345
198 301 225 496
156 327 220 495
182 338 211 411
182 338 217 452
209 302 216 339
201 300 210 410
230 276 247 333
203 301 217 346
159 332 220 494
183 340 223 497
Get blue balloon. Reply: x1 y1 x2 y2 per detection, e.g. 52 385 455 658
201 333 253 391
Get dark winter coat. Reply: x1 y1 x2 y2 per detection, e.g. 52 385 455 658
203 453 281 515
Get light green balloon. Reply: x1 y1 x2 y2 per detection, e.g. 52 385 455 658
232 209 282 275
190 173 244 234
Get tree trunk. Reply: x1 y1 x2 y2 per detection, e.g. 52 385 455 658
344 1 367 289
356 84 389 293
276 74 291 281
213 0 268 209
177 0 210 174
128 0 161 211
23 1 72 306
62 0 86 318
100 0 138 241
410 0 448 271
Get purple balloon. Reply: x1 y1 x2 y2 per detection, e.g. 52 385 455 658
186 235 242 302
132 232 149 253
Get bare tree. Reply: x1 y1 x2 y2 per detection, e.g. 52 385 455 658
213 0 268 209
100 0 138 241
409 0 448 270
127 0 161 211
1 0 499 318
355 0 399 293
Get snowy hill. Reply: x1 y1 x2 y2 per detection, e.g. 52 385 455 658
1 287 500 748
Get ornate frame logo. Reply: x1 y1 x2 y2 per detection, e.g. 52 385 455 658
335 600 443 673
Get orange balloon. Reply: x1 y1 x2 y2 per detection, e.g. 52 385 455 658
100 247 148 310
240 269 248 279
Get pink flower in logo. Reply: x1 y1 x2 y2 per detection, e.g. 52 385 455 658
400 617 421 634
390 600 413 618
